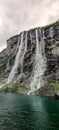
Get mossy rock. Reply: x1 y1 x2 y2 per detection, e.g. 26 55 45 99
49 83 59 93
0 70 4 80
35 82 59 97
0 83 29 94
1 85 9 92
0 70 3 75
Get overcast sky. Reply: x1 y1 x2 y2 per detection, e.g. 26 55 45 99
0 0 59 52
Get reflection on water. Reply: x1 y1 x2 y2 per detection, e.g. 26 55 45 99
0 93 59 130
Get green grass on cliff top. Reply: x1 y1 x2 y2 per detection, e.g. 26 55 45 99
29 20 59 32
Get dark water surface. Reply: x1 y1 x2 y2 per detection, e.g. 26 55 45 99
0 93 59 130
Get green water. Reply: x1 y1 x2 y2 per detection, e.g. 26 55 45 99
0 93 59 130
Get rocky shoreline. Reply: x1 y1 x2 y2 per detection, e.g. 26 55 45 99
0 82 59 99
34 82 59 99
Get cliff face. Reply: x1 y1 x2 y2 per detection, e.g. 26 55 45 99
0 21 59 89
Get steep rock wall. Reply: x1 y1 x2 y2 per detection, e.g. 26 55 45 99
0 21 59 88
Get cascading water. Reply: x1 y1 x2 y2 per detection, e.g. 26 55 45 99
28 29 46 95
0 32 27 88
20 32 27 73
17 32 27 80
49 27 53 38
7 33 24 84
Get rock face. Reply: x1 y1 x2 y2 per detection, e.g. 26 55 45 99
45 26 59 82
0 21 59 89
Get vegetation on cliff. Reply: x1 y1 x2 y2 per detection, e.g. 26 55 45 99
0 70 4 81
41 20 59 30
29 20 59 32
0 83 29 94
0 82 59 97
35 82 59 97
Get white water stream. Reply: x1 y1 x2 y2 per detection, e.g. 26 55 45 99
28 29 46 95
7 33 24 84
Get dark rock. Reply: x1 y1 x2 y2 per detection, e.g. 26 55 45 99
54 93 59 99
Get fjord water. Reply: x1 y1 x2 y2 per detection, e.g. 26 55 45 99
0 93 59 130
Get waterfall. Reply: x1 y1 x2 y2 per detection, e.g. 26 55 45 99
17 32 27 80
49 27 53 38
28 29 46 95
20 32 27 73
7 33 24 84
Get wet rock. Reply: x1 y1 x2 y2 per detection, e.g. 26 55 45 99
54 93 59 99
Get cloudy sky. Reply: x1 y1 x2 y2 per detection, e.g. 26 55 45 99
0 0 59 52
